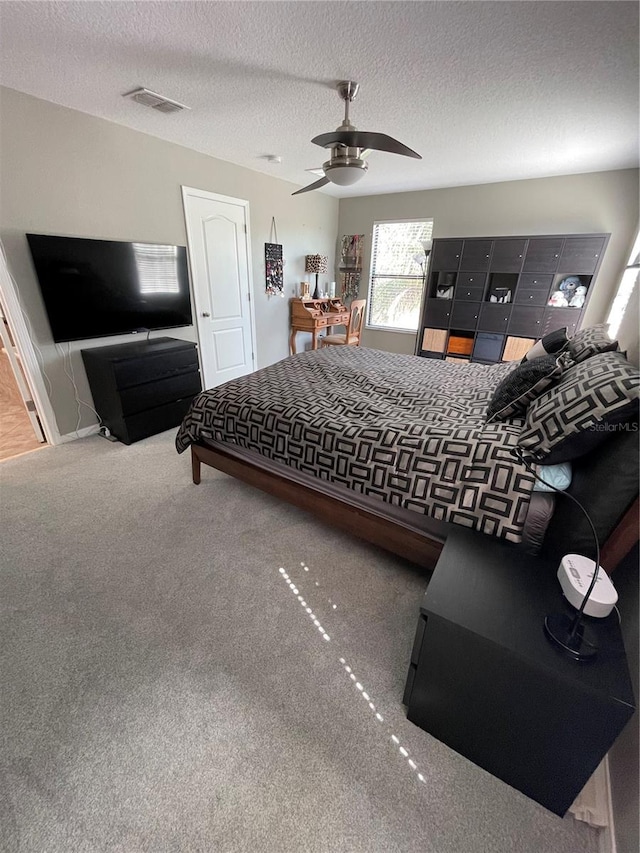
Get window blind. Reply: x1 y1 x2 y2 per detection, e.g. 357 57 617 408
369 220 433 331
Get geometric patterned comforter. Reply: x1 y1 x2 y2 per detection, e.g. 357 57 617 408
176 347 536 542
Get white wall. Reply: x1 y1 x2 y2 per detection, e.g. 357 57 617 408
0 87 338 436
338 170 639 357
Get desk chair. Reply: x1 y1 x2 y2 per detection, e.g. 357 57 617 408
320 299 366 348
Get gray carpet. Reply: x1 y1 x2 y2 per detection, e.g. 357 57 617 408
1 431 599 853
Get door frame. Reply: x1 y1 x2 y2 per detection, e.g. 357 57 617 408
181 186 258 383
0 242 62 445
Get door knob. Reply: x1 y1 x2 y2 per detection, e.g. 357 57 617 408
201 312 211 317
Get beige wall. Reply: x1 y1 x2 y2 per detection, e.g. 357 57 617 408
338 170 639 357
0 87 338 436
2 84 637 438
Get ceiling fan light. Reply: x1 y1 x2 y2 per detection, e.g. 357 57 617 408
324 163 368 186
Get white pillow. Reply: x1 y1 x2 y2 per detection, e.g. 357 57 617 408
532 462 572 493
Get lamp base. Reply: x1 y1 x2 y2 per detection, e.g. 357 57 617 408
312 275 320 300
543 613 598 663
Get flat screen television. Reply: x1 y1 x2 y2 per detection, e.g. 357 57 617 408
26 233 193 342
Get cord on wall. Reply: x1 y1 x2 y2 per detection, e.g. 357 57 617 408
55 342 104 437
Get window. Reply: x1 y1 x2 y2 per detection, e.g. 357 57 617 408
606 228 639 339
368 219 433 332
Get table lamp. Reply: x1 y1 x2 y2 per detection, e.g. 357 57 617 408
305 255 328 299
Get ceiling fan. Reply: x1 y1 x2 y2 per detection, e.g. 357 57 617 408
293 80 421 195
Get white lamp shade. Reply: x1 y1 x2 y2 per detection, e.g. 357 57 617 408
324 164 367 186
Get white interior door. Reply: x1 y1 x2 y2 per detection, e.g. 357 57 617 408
181 187 256 389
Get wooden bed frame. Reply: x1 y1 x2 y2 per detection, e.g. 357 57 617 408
191 442 445 568
191 442 638 574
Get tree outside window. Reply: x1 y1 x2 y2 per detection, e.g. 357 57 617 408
368 220 433 332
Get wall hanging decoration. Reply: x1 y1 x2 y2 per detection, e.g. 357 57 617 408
305 254 328 299
265 218 284 297
339 234 364 302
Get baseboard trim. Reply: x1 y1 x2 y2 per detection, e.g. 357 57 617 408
59 424 101 442
570 756 616 852
598 757 617 853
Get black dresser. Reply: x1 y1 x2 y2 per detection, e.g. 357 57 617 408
418 232 609 363
81 337 201 445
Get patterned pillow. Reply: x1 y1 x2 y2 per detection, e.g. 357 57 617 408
521 328 569 363
517 351 639 463
486 355 562 422
567 323 618 364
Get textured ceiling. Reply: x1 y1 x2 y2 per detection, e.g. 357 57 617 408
0 1 638 197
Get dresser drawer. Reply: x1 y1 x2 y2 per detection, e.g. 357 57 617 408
490 239 526 273
457 273 486 288
558 236 606 275
518 274 554 291
119 369 201 416
479 304 512 334
451 301 481 330
456 286 485 302
460 239 492 272
114 347 198 389
522 239 563 273
508 306 544 337
515 288 548 307
542 308 580 337
326 313 349 326
121 397 197 445
425 299 452 329
431 240 462 270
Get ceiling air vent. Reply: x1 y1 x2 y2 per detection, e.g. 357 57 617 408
123 88 190 114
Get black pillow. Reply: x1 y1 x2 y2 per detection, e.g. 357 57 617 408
487 355 562 422
520 328 569 363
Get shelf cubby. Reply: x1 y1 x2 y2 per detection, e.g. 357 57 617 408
447 330 474 357
547 274 592 309
485 272 518 303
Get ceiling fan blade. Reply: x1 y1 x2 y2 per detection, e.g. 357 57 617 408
312 131 421 159
292 176 330 195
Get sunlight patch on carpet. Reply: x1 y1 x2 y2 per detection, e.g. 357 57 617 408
278 562 430 788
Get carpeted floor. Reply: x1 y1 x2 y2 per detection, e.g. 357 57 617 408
0 430 599 853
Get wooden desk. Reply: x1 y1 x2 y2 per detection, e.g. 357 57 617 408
289 297 350 354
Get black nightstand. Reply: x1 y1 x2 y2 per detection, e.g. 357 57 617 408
404 528 635 816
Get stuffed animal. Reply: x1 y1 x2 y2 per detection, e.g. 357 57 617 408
569 285 587 308
548 290 569 307
558 276 582 298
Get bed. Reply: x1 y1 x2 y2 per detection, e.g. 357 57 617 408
176 345 639 572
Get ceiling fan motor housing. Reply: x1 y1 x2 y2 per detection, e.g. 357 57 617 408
323 146 368 185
